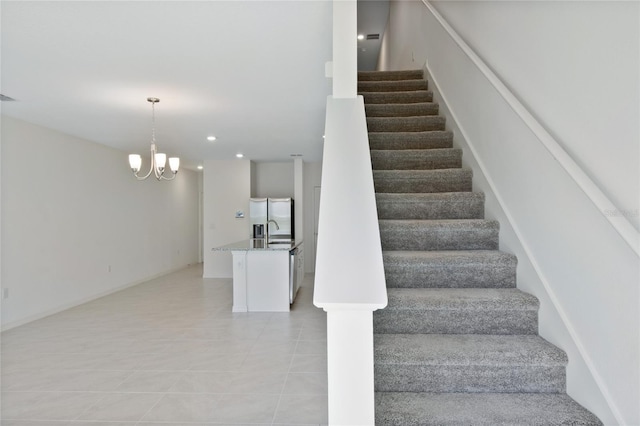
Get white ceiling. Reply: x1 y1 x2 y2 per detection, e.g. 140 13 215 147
1 1 336 168
1 1 389 169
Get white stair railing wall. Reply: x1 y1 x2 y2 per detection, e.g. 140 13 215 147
313 1 388 424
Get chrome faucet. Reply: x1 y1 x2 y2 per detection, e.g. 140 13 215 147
266 219 279 241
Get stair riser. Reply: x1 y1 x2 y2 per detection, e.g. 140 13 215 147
359 80 428 92
383 261 517 289
369 131 453 150
376 198 484 220
362 91 433 104
368 117 445 132
375 365 566 393
374 171 472 194
365 103 439 117
373 310 538 335
358 70 424 81
371 150 462 171
379 222 499 251
375 393 603 426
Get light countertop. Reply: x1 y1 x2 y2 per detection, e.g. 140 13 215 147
212 239 300 252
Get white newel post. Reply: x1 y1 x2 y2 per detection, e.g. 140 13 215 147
326 309 376 425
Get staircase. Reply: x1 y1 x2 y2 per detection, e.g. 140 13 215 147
359 69 603 425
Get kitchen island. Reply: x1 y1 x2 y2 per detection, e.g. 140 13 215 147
213 239 304 312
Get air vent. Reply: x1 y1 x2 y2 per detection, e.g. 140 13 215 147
366 34 380 40
0 94 16 102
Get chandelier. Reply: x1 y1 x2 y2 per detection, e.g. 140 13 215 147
128 97 180 180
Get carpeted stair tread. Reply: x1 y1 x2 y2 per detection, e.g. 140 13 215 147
382 250 517 289
371 148 462 171
365 102 440 117
374 288 538 335
376 192 484 220
367 116 446 132
374 169 472 193
361 90 433 104
379 219 499 251
358 70 424 81
359 79 428 92
375 392 603 426
375 334 567 393
369 131 453 150
374 334 566 366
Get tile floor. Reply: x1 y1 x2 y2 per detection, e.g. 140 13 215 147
1 264 328 425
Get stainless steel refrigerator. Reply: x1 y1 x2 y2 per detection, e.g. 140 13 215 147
267 197 294 240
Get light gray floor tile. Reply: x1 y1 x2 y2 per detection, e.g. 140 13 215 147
2 421 71 426
1 265 327 424
1 391 103 421
187 349 248 372
294 340 327 355
213 394 281 423
283 373 328 395
242 352 295 373
273 394 329 424
115 370 182 392
68 422 138 426
140 393 221 422
3 369 132 392
77 392 163 421
289 354 328 373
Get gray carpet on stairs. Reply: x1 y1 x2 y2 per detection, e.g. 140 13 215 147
363 69 602 425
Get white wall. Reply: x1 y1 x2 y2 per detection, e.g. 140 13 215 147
0 116 200 329
253 162 294 198
303 161 322 273
382 2 639 424
430 0 639 232
202 159 252 278
294 159 304 245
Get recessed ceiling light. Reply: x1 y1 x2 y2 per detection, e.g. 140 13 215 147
236 153 244 158
197 165 204 170
357 34 364 40
207 136 216 141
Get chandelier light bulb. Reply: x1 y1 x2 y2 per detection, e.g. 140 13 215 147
129 154 142 172
155 153 167 171
169 157 180 173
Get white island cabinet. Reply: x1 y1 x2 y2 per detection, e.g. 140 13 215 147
213 239 303 312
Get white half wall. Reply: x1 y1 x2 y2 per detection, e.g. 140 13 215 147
202 159 252 278
0 116 200 329
382 1 639 424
